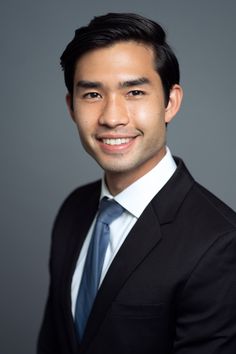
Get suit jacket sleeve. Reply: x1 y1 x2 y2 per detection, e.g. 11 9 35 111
174 229 236 353
37 256 57 354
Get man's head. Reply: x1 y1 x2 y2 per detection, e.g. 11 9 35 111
60 12 180 107
61 13 183 194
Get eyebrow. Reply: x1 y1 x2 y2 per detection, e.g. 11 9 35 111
76 77 151 90
76 80 102 89
119 77 151 88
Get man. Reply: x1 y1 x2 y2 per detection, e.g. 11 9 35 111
38 13 236 354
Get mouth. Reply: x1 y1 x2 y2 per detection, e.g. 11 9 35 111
96 135 137 153
102 138 131 146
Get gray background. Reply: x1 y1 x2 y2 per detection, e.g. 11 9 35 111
1 1 235 353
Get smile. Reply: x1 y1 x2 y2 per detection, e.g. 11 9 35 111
102 138 131 145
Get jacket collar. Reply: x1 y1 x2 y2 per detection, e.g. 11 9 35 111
153 157 194 224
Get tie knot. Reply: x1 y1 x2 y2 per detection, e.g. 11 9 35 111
98 198 124 225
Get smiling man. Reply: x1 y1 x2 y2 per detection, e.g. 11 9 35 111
38 13 236 354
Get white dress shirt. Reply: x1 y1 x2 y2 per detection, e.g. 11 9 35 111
71 146 177 316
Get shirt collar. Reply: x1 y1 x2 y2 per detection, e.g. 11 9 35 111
101 146 176 218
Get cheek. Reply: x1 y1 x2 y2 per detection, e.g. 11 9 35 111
73 107 95 133
129 103 165 131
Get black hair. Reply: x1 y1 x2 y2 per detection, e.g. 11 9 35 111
60 13 180 106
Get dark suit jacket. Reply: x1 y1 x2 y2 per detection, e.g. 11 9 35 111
37 158 236 354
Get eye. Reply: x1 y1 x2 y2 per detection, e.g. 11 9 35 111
127 90 145 97
82 92 102 100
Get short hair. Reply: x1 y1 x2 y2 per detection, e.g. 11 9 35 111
60 12 180 106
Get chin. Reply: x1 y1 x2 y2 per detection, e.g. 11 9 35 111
96 157 147 176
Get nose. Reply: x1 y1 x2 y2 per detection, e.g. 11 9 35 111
98 95 129 128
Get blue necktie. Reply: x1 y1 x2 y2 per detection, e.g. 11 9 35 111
75 198 124 340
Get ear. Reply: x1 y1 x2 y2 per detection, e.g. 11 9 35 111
164 84 183 124
66 93 75 122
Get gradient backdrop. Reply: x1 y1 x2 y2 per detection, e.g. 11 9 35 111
1 1 236 353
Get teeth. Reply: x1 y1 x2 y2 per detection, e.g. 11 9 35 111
102 138 130 145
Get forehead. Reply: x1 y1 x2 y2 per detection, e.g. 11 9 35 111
74 41 157 81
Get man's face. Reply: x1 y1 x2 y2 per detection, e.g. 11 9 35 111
67 41 182 189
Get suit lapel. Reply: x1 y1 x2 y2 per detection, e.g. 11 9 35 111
81 200 162 350
152 157 194 224
62 213 96 353
60 181 101 353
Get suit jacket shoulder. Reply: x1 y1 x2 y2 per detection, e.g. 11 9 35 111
54 180 101 225
194 182 236 228
52 180 101 239
154 156 236 232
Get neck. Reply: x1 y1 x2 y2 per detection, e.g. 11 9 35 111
105 172 140 196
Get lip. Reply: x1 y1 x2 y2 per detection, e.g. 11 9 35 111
97 135 137 153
